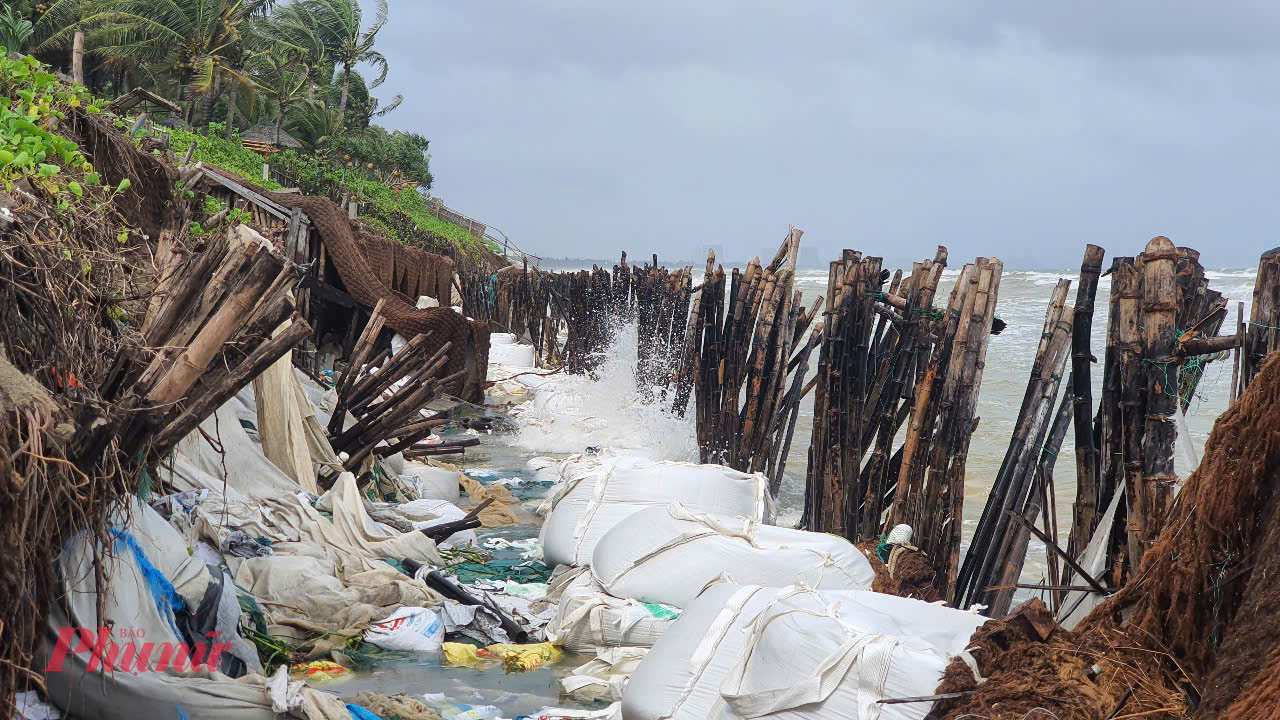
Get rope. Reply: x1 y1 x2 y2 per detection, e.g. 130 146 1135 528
1249 321 1280 331
1040 446 1057 457
874 535 890 563
1142 355 1216 408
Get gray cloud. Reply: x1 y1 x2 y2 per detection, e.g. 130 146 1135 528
368 1 1280 268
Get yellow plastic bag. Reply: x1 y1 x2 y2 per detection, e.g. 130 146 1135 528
291 659 350 684
440 641 562 672
441 642 486 667
486 642 561 672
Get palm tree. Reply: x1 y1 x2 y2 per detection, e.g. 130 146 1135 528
271 2 332 102
0 5 36 54
249 46 309 144
285 97 343 150
300 0 389 119
38 0 268 126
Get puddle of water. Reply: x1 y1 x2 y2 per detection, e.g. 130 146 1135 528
331 648 603 717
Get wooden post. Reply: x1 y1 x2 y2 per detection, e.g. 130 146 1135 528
1113 258 1145 572
72 31 85 85
1068 244 1105 559
148 253 284 406
1245 248 1280 387
1138 236 1178 555
152 317 313 452
1232 301 1244 404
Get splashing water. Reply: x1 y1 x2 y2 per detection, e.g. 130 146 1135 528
506 322 699 462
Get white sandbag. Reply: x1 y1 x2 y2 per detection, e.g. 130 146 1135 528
538 455 774 568
593 503 874 608
545 567 678 653
490 332 518 345
489 342 536 368
406 462 462 501
526 456 563 481
622 584 988 720
363 606 444 653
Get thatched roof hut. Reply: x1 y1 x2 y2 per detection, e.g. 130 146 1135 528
240 123 304 150
108 87 183 116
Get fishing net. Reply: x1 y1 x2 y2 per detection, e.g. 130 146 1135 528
355 229 455 305
203 167 488 402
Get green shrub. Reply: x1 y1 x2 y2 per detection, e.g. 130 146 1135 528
169 124 282 190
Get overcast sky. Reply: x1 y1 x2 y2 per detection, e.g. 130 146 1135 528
372 2 1280 268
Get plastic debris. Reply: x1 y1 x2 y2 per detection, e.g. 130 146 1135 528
440 641 562 672
290 660 351 684
363 606 444 653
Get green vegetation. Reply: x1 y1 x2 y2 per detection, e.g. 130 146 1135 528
11 0 501 259
274 149 497 257
0 49 97 190
165 122 497 258
168 124 281 190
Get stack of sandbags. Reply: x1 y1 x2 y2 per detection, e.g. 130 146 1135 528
538 455 775 568
544 566 680 653
592 503 876 608
622 584 988 720
488 333 536 367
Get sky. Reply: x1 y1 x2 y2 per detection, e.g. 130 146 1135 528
370 1 1280 268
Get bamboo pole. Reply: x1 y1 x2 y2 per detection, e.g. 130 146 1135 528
1113 257 1145 573
1245 248 1280 387
945 258 1002 601
152 317 313 452
328 298 388 435
988 383 1074 617
1068 244 1105 559
148 252 283 406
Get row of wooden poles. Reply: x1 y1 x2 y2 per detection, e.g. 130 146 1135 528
460 235 813 480
956 239 1280 617
673 229 819 486
461 254 699 381
461 236 1280 616
798 247 1004 601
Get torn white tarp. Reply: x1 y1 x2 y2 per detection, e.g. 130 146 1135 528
37 502 351 720
234 553 443 645
561 647 648 703
1058 486 1124 630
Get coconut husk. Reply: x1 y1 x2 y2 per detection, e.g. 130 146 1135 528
857 541 943 603
931 351 1280 719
